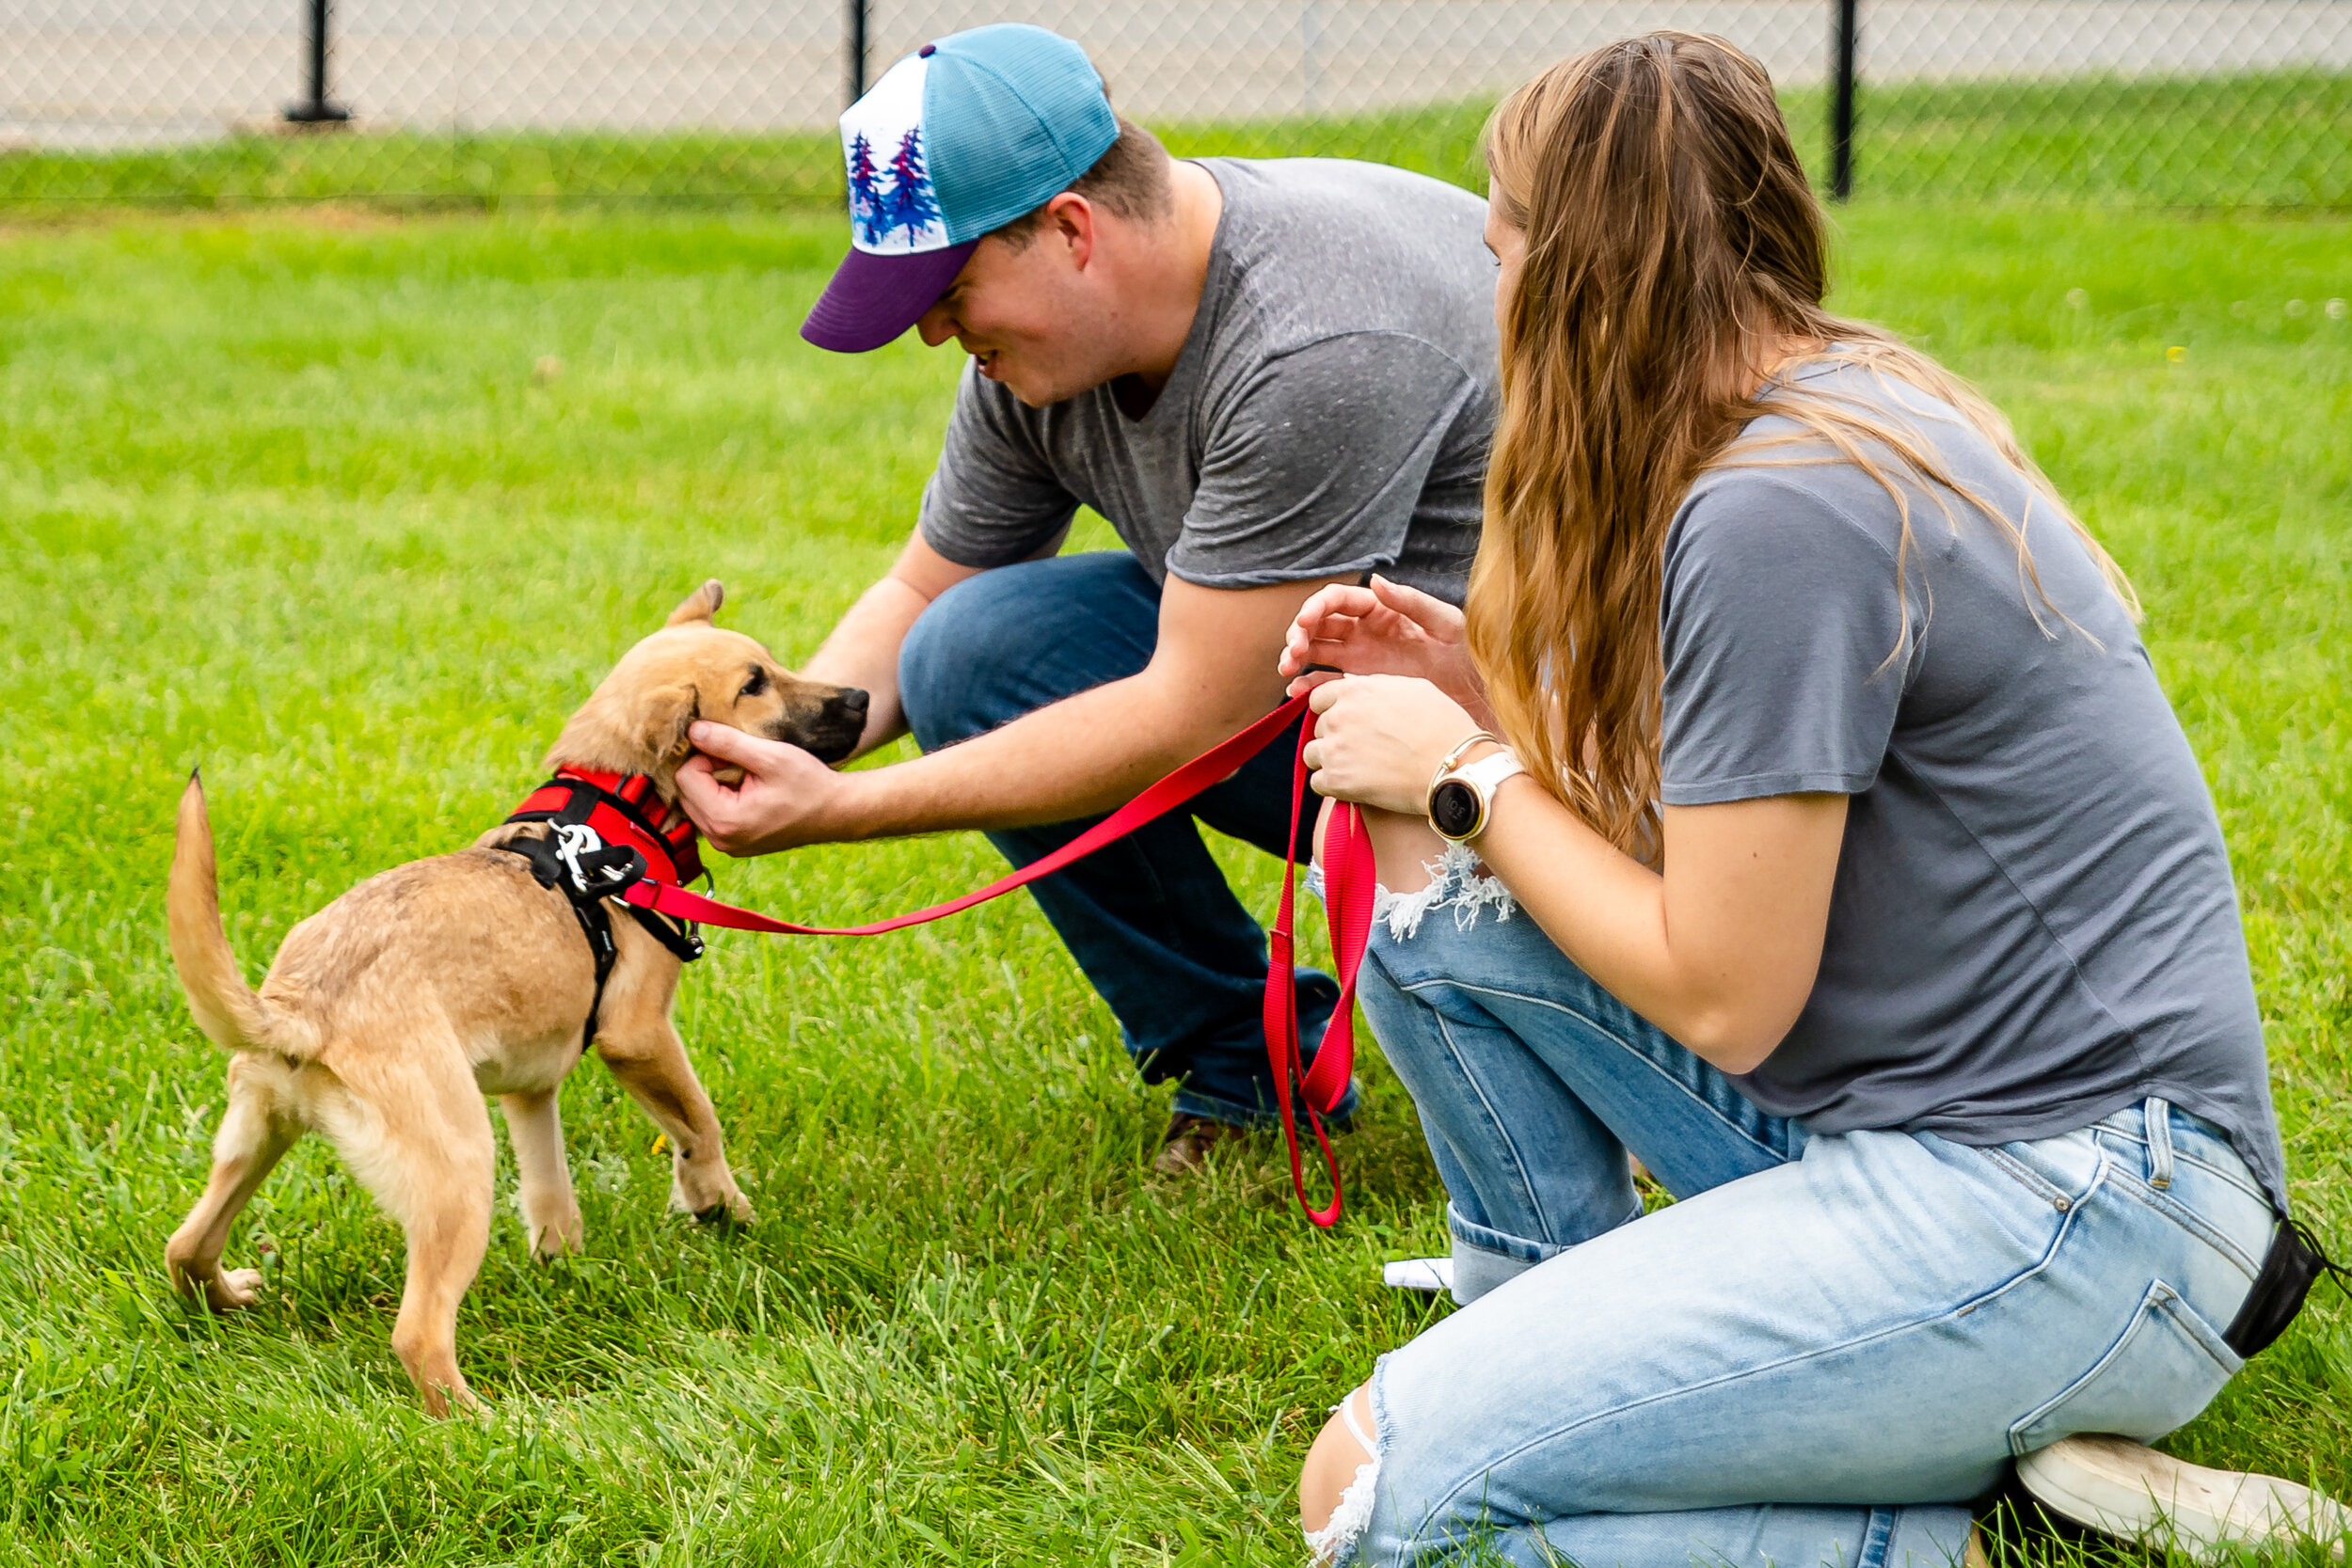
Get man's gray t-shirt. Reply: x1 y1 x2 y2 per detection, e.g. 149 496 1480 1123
919 157 1497 600
1661 362 2285 1210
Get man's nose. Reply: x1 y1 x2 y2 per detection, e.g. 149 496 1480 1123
915 302 956 347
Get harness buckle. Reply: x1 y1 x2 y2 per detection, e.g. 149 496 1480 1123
551 822 603 895
551 822 642 900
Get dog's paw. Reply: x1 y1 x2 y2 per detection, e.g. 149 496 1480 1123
528 1216 585 1261
204 1267 265 1311
670 1169 754 1227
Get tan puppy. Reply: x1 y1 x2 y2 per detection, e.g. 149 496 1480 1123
163 580 864 1414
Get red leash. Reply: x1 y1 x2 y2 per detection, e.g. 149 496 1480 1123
612 694 1372 1226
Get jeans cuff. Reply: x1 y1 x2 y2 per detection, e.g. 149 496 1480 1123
1446 1202 1562 1305
1171 1077 1361 1132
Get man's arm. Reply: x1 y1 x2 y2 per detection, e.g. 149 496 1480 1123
678 568 1349 853
799 530 1060 758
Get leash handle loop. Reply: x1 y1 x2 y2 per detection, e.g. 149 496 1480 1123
1256 707 1369 1227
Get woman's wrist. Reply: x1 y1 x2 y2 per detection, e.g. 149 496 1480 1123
1425 740 1527 844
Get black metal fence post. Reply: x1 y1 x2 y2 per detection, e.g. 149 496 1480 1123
1830 0 1858 200
847 0 868 108
283 0 350 124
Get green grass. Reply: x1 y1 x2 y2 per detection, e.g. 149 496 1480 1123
0 202 2347 1562
1 70 2346 211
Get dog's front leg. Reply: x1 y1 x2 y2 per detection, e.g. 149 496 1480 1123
595 1019 754 1225
500 1088 584 1258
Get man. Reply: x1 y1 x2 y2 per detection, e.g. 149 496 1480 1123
678 23 1498 1173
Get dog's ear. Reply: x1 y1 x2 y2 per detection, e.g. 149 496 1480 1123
665 579 725 627
642 684 702 767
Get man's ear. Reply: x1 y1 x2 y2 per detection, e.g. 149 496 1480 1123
1045 192 1096 270
642 684 702 767
665 579 725 627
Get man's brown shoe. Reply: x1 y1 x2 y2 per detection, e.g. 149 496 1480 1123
1152 1112 1248 1176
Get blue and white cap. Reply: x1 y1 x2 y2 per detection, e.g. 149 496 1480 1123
802 24 1120 353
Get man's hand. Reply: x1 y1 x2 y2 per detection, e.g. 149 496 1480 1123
675 722 847 856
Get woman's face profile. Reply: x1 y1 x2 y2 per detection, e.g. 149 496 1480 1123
1484 187 1527 338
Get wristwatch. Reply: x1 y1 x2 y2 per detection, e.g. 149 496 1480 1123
1426 739 1526 844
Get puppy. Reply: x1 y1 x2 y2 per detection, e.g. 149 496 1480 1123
163 580 865 1414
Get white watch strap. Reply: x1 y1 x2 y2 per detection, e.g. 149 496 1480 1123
1454 749 1526 795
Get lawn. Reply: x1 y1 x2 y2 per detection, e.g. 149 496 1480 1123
0 199 2346 1564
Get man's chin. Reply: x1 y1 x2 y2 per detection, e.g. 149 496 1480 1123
1005 375 1074 409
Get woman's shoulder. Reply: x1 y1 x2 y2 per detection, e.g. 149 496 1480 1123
1681 359 2030 548
1670 449 1905 574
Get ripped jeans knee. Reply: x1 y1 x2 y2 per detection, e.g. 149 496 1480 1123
1308 842 1518 942
1304 1365 1391 1566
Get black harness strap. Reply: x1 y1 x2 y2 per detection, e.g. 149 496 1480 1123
501 829 635 1051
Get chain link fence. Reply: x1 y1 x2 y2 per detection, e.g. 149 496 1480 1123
2 1 2346 207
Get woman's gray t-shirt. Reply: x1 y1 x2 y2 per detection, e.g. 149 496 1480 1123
1661 362 2285 1210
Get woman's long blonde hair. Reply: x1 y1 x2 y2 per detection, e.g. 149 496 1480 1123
1470 32 2136 859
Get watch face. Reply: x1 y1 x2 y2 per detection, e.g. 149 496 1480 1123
1430 778 1481 840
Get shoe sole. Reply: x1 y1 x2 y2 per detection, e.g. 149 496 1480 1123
2017 1434 2350 1560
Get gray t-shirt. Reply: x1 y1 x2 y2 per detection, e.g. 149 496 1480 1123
1662 361 2285 1210
918 157 1498 600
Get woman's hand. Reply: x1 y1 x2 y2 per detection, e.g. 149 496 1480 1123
1280 574 1490 722
1302 674 1487 816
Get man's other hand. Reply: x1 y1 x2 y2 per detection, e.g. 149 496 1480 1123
675 721 844 856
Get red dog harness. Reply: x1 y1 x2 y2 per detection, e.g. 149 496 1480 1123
501 693 1370 1226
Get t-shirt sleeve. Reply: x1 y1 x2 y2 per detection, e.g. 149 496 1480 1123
1165 332 1484 589
917 362 1080 569
1659 474 1915 805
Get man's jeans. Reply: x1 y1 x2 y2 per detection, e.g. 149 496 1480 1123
898 550 1353 1128
1330 851 2272 1568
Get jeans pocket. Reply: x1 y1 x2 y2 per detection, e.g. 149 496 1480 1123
2008 1278 2246 1456
1979 1131 2102 1212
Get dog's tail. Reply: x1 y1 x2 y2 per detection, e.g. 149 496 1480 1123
168 772 311 1056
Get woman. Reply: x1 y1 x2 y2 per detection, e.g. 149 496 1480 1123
1279 32 2325 1568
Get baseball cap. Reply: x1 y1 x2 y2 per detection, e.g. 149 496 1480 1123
801 24 1120 354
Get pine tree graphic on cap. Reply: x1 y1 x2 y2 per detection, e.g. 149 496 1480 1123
886 128 943 244
848 132 884 245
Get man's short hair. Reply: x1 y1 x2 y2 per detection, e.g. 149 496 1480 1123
991 118 1174 247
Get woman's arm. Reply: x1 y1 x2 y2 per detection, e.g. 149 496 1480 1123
1305 674 1845 1075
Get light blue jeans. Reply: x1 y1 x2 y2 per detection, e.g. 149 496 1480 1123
1333 852 2276 1568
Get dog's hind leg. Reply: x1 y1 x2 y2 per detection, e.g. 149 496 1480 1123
167 1053 304 1312
596 1017 753 1225
500 1088 583 1259
321 1045 496 1417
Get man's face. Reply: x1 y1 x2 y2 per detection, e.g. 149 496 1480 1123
914 206 1120 406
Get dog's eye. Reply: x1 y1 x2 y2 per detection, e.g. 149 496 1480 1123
739 667 769 699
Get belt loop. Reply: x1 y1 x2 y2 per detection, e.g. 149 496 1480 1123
2145 1096 2174 1190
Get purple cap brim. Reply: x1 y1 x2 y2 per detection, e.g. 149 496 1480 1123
801 242 978 353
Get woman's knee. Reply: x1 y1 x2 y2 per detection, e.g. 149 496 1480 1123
1300 1382 1380 1563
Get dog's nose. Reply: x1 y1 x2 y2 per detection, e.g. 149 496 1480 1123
837 688 870 718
